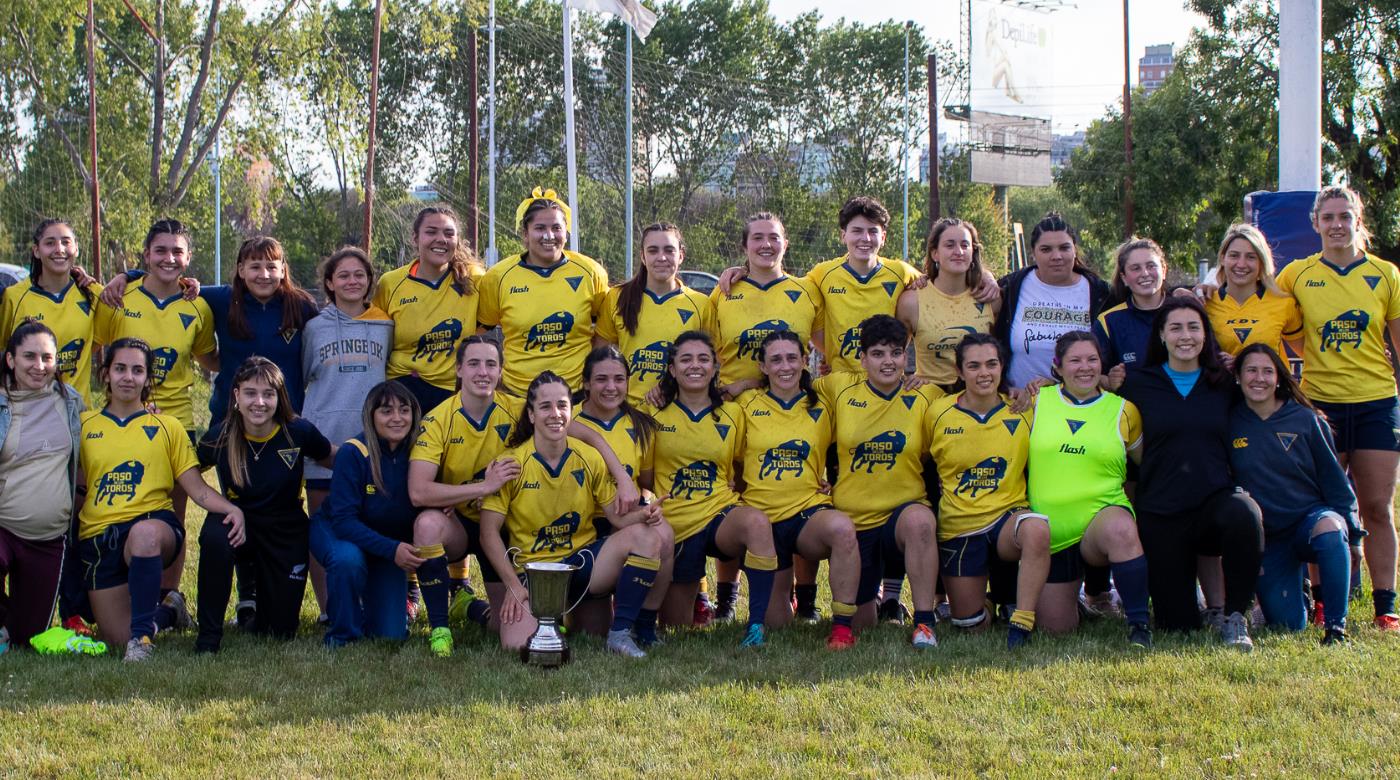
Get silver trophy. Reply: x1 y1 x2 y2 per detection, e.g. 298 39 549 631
518 551 594 667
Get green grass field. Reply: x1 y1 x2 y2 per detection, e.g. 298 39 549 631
5 384 1400 777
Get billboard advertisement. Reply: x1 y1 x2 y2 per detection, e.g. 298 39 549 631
969 0 1055 186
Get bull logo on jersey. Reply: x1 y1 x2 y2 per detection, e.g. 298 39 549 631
93 460 145 506
150 347 178 385
954 456 1007 498
839 327 862 358
759 439 810 480
525 311 575 352
630 340 671 383
737 320 790 360
57 338 84 377
1319 309 1369 352
849 430 905 473
672 460 718 499
413 318 462 362
531 511 581 554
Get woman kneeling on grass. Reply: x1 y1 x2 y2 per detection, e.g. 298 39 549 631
479 371 670 658
77 337 245 661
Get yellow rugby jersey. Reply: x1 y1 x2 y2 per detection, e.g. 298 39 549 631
925 394 1031 541
643 400 745 543
595 284 716 405
410 391 523 519
93 279 216 428
1 280 103 397
1278 253 1400 403
1204 286 1302 357
372 262 485 391
574 409 649 480
77 409 197 539
481 438 616 568
711 275 821 387
807 256 920 374
477 250 609 394
735 389 831 522
815 371 943 530
912 284 996 385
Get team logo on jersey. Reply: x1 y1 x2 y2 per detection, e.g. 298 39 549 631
737 320 790 360
1319 309 1369 352
150 347 178 385
525 311 575 351
1002 418 1021 435
531 511 582 553
807 408 824 423
677 309 695 325
784 290 801 303
1233 327 1253 344
759 439 810 480
715 423 731 440
1365 276 1381 291
1276 432 1298 452
566 276 584 291
77 300 91 315
1066 419 1085 434
882 282 898 297
839 327 862 358
954 456 1007 498
281 329 296 344
413 318 463 362
671 460 718 499
290 563 307 582
278 448 301 468
849 430 905 473
93 460 144 505
495 423 512 441
57 338 84 377
142 425 159 441
901 395 917 410
179 313 196 330
571 468 586 487
630 340 671 383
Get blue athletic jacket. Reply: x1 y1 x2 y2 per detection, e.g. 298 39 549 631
320 433 416 561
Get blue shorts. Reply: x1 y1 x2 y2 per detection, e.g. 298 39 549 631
1314 397 1400 453
77 511 185 591
457 511 505 583
1047 543 1087 585
514 538 608 603
854 502 926 603
939 512 1017 578
672 507 736 584
772 504 833 570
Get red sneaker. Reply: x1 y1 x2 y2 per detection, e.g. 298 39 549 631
1312 601 1325 627
826 625 857 651
693 594 714 627
62 615 95 637
1374 613 1400 632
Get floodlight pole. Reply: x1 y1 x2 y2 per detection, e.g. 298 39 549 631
363 0 385 253
928 53 939 220
1122 0 1135 239
902 21 911 261
1278 0 1322 191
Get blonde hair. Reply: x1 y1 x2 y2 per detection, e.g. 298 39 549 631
1214 223 1282 295
1311 185 1371 252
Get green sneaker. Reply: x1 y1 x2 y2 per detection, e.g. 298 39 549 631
429 626 454 658
448 587 475 626
28 626 108 656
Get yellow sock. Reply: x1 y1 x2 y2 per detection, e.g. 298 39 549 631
447 560 469 580
1010 609 1036 632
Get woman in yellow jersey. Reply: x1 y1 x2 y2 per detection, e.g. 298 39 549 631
1203 224 1302 360
478 189 609 394
373 206 485 414
925 333 1048 649
898 218 999 392
595 223 715 405
641 331 779 647
0 219 101 402
479 371 670 658
710 213 821 400
736 330 861 650
1277 186 1400 630
76 338 244 660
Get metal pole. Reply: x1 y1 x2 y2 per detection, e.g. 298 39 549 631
212 134 221 280
467 28 480 252
1122 0 1134 238
1279 0 1322 191
85 0 102 279
902 21 911 261
363 0 385 253
927 53 939 221
487 0 498 264
562 6 580 253
624 28 634 278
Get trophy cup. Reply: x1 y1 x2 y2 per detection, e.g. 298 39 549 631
519 556 593 667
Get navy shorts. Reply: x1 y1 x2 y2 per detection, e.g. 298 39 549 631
1047 543 1087 585
939 511 1017 579
78 510 185 591
457 511 505 583
395 374 455 417
514 538 608 603
1314 397 1400 453
854 501 926 604
772 504 833 570
672 507 736 584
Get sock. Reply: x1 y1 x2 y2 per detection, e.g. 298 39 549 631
1310 531 1349 630
1351 552 1364 597
415 545 450 629
912 609 936 627
447 560 469 581
951 609 988 629
1009 609 1036 632
634 608 660 643
467 600 491 626
1083 565 1112 598
1111 555 1151 626
882 578 903 604
742 552 778 628
1373 588 1397 618
795 584 818 613
128 555 164 641
831 601 856 629
716 579 740 610
610 555 660 632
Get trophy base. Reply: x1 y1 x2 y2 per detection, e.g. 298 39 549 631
521 645 571 667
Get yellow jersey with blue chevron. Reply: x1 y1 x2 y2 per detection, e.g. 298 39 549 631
806 256 919 374
735 389 832 522
1277 252 1400 403
912 284 996 385
481 438 617 568
1203 285 1302 358
1 280 103 398
925 394 1031 541
410 392 523 520
643 400 745 543
372 262 485 391
594 284 716 405
574 409 649 481
93 278 216 428
77 409 197 540
815 371 943 530
477 250 609 394
710 275 821 387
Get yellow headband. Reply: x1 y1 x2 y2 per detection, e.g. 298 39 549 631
515 187 572 233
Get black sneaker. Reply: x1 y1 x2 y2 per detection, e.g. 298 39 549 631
877 599 910 625
1128 622 1153 649
1006 624 1032 650
234 600 257 632
1321 627 1347 646
794 604 822 624
713 600 737 623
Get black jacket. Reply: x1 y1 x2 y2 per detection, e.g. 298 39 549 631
993 265 1114 350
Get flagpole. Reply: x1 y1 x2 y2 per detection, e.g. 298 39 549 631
563 4 581 252
487 0 499 265
624 26 634 278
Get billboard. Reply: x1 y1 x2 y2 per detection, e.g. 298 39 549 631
969 0 1055 186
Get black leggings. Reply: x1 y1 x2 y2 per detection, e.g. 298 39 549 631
197 511 310 647
1136 489 1263 632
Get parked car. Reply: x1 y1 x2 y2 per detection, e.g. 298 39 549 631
678 269 719 296
0 263 29 292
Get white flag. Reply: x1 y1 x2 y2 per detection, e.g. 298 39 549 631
566 0 658 42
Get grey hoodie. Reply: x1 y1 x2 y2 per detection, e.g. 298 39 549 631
300 303 394 482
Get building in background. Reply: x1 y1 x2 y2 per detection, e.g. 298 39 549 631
1051 130 1086 169
1138 44 1175 94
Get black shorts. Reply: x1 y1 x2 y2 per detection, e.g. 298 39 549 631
78 510 185 591
457 512 505 583
394 374 455 416
305 478 331 492
1314 397 1400 453
939 511 1021 578
772 504 833 570
854 501 925 604
672 508 736 584
1047 543 1087 585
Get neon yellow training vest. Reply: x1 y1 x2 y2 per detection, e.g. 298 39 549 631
1028 387 1131 553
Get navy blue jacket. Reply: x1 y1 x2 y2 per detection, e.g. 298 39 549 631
203 285 318 426
1093 299 1157 367
320 433 416 561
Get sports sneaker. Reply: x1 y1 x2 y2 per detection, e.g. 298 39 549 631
1321 627 1348 646
233 600 256 631
935 601 953 624
448 587 477 627
633 627 664 648
0 627 9 655
713 600 737 624
429 626 454 658
161 590 194 632
1312 601 1325 627
607 629 647 658
1220 611 1253 651
795 604 822 624
406 584 422 623
911 623 937 649
826 624 856 651
62 615 95 637
123 635 155 662
1374 613 1400 632
693 593 715 627
740 623 766 648
1128 622 1153 649
877 599 910 625
1202 607 1225 633
1006 624 1032 650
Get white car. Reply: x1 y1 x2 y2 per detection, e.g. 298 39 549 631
0 263 29 292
